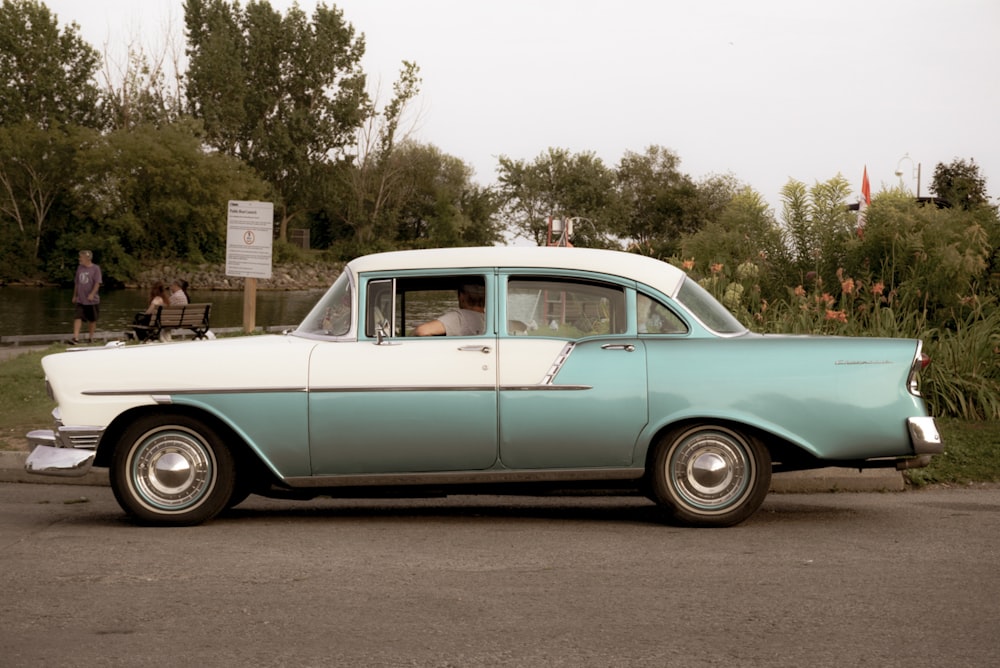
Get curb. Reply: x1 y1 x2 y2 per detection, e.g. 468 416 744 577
0 450 905 492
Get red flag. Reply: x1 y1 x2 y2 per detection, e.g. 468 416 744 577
857 166 871 235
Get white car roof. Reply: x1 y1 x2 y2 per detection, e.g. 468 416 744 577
347 246 686 297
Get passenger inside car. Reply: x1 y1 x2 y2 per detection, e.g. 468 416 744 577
414 283 486 336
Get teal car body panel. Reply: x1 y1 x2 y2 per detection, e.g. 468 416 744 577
308 389 499 474
641 334 926 461
170 392 312 477
499 337 648 469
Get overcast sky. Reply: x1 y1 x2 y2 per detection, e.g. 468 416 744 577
45 0 1000 213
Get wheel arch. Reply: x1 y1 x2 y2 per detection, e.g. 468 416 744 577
95 404 266 477
639 416 818 475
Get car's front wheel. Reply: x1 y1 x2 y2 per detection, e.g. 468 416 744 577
649 424 770 527
110 414 235 526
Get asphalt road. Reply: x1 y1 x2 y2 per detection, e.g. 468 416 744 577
1 482 998 667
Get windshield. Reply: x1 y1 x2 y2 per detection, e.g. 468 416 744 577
676 277 747 335
295 271 353 337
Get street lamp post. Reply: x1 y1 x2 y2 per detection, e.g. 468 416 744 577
895 153 922 198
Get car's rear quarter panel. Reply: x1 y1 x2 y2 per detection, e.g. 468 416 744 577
643 335 925 461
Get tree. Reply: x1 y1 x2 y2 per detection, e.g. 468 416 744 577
0 0 101 129
0 122 92 262
385 142 501 248
931 158 990 210
333 61 422 248
0 0 103 272
71 120 271 272
615 145 705 257
101 40 186 131
497 148 616 246
184 0 369 241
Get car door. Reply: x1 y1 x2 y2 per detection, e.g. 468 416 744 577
497 274 648 470
307 273 499 475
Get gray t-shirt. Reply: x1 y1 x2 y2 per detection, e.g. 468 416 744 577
437 309 485 336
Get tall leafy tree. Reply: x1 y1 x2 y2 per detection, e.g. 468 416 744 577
0 122 93 265
0 0 102 270
497 148 616 246
0 0 101 129
931 158 990 210
184 0 369 241
72 120 271 271
386 142 501 248
615 145 704 257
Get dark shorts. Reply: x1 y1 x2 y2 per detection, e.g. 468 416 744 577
75 303 99 323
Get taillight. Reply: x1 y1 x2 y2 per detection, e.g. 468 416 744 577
908 346 930 396
918 352 931 371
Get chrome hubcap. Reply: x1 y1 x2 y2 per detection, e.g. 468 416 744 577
130 428 214 512
670 429 752 513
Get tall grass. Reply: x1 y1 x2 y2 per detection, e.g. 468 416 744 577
691 262 1000 420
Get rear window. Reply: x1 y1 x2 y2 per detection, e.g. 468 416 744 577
676 278 747 335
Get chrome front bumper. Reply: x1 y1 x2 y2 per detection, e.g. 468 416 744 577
24 429 98 477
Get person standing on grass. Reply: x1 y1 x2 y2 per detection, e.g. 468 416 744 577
69 250 101 345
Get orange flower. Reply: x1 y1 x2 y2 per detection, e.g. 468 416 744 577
681 259 695 271
841 277 855 295
819 292 835 307
825 309 847 323
872 282 885 296
794 285 806 298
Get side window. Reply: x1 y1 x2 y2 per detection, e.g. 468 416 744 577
365 275 488 338
506 277 626 339
637 293 688 334
366 279 394 338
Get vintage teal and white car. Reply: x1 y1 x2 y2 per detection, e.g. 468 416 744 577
25 247 943 527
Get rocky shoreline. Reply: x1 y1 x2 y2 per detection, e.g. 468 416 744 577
133 261 342 291
5 261 343 292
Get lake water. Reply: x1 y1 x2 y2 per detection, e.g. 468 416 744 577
0 286 326 338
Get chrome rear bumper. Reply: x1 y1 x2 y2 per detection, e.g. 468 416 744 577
907 417 943 455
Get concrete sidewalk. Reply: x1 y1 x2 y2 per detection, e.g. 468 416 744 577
0 449 906 492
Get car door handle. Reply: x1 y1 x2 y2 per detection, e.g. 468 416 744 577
459 345 492 354
601 343 635 352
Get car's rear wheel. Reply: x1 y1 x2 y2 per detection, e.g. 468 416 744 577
650 424 770 527
110 414 234 526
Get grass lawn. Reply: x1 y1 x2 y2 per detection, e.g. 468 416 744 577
1 346 998 486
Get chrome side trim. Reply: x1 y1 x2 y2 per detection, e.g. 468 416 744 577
84 384 592 395
83 387 307 396
282 467 644 489
500 385 591 391
311 385 495 393
542 342 576 384
29 425 104 450
25 444 96 477
908 416 944 455
56 425 103 449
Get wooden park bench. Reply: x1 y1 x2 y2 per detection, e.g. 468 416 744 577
131 303 212 342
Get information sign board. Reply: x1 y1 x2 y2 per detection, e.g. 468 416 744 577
226 201 274 279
